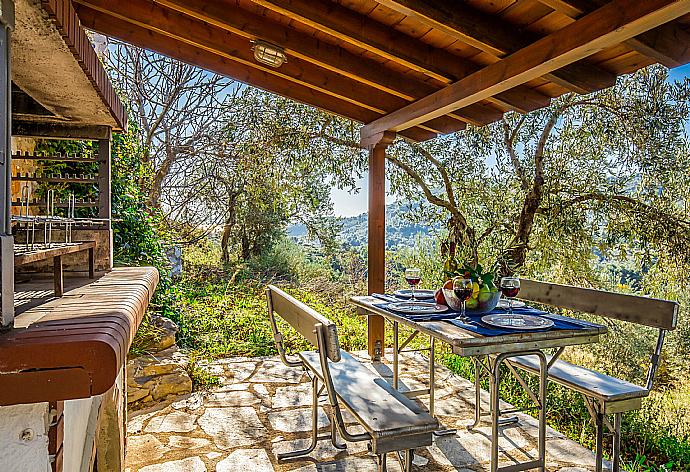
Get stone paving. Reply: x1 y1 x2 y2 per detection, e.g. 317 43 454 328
125 351 603 472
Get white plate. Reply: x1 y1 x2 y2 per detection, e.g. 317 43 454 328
387 301 448 314
481 314 554 330
394 289 436 300
497 299 526 308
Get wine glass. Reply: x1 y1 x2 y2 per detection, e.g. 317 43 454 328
453 277 473 320
405 268 422 301
500 277 521 314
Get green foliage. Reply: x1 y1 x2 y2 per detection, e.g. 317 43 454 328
111 124 168 268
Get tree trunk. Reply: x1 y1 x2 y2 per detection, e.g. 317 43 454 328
220 196 238 264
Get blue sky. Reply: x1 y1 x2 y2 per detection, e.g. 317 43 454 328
331 65 690 217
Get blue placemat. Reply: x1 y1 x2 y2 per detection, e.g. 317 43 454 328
373 301 601 337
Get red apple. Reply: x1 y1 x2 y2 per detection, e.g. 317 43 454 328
435 280 453 305
434 288 446 305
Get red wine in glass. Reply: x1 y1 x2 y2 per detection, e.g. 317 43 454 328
500 277 521 314
453 288 472 301
404 268 421 300
452 277 473 320
405 276 421 286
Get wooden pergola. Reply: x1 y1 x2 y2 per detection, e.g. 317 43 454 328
69 0 690 357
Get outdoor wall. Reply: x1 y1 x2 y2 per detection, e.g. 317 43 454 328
0 402 50 471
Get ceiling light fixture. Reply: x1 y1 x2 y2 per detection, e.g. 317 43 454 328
251 40 287 68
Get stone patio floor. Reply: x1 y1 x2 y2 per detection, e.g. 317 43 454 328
125 351 603 472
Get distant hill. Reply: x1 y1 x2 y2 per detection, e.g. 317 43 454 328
288 202 441 249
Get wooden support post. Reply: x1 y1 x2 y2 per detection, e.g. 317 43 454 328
53 255 63 297
0 0 14 330
98 133 113 270
366 131 395 360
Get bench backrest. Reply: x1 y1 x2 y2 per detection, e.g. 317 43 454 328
519 279 679 330
266 285 341 362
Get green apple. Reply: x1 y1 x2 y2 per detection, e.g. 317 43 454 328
478 285 493 303
465 298 479 309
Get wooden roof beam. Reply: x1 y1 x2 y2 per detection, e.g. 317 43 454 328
74 6 437 142
538 0 690 68
74 0 465 135
376 0 617 94
361 0 690 142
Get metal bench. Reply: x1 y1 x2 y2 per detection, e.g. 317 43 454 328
508 279 679 472
266 285 439 471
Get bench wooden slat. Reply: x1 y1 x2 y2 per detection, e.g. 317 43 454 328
509 355 648 403
519 279 678 330
300 350 438 438
267 285 340 361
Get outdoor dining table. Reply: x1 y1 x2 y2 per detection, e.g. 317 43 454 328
350 295 608 472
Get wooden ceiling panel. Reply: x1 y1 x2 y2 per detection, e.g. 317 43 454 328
69 0 690 143
500 0 553 26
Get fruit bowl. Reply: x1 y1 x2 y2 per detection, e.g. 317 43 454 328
442 288 501 315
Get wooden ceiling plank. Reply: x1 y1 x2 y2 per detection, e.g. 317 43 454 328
154 0 433 101
74 5 436 141
538 0 690 68
248 0 552 114
361 0 690 140
376 0 616 94
153 0 542 126
74 0 469 134
248 0 477 83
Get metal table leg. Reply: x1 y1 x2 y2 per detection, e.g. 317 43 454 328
393 321 399 389
482 351 548 472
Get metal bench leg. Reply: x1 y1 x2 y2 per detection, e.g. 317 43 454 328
404 450 414 472
277 375 320 460
377 453 387 472
330 412 347 450
595 411 604 472
612 413 622 472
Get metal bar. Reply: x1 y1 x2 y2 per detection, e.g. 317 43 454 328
646 329 666 390
548 346 565 370
468 357 483 430
399 348 430 353
393 320 399 389
277 375 320 459
398 330 419 352
537 352 547 472
497 459 544 472
401 388 430 398
613 413 622 472
429 335 435 415
595 412 604 472
490 356 500 472
0 0 14 330
506 362 541 407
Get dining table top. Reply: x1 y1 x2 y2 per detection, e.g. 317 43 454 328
350 295 608 357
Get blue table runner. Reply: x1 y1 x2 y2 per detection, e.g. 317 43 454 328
372 301 601 337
